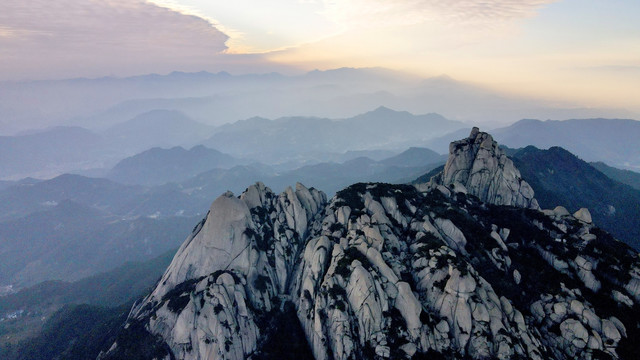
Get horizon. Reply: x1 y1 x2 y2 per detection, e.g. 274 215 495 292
1 0 640 113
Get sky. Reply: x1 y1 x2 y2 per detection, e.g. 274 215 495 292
1 0 639 112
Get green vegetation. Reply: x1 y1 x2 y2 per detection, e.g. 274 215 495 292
334 247 372 278
412 165 444 184
0 249 176 356
254 275 271 293
512 145 640 249
590 161 640 190
0 303 134 360
162 276 205 313
334 183 366 213
251 302 314 360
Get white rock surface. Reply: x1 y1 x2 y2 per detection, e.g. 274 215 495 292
573 208 593 224
439 127 539 209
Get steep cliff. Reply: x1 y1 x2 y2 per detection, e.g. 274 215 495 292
435 127 539 209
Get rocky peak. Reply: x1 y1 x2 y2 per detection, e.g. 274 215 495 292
101 182 326 360
437 127 539 209
101 133 640 360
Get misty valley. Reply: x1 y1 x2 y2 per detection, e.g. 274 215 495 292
1 77 640 359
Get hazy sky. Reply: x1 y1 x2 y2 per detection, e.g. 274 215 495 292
1 0 639 111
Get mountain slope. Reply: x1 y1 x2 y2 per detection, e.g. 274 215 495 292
102 109 215 153
0 127 107 180
269 156 444 196
0 173 207 221
379 147 446 167
0 303 131 360
0 250 175 359
102 129 640 360
201 107 465 162
172 150 445 203
0 199 198 287
0 174 144 221
107 145 239 185
590 162 640 190
492 118 640 168
511 146 640 249
0 249 175 313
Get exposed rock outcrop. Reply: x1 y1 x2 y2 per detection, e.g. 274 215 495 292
101 132 640 360
102 182 326 360
436 127 539 209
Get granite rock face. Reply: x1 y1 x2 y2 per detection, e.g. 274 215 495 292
438 127 539 209
101 182 326 360
101 132 640 360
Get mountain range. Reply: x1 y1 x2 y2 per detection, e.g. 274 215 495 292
200 106 464 163
107 145 240 186
2 68 635 136
102 109 216 154
0 126 107 180
0 199 197 288
3 102 640 183
0 107 460 180
492 118 640 169
511 146 640 249
0 145 446 289
1 124 640 360
93 128 640 360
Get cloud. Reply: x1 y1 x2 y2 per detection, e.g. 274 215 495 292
583 65 640 73
322 0 558 29
0 0 237 79
269 0 560 69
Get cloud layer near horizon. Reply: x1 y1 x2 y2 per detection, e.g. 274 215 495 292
0 0 233 79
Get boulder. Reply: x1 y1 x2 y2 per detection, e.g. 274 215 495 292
573 208 592 224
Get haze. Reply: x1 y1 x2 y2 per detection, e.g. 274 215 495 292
3 3 640 359
1 0 639 114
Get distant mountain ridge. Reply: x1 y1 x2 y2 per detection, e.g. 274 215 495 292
201 106 464 162
510 145 640 249
4 67 635 136
102 109 215 154
493 118 640 168
107 145 240 186
379 147 446 167
0 106 459 180
0 111 216 180
590 161 640 190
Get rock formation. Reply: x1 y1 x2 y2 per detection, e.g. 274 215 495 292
101 132 640 360
436 127 539 209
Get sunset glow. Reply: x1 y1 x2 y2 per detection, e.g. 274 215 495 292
1 0 639 111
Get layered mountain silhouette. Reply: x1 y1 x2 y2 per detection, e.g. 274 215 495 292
493 118 640 168
102 110 215 154
107 145 240 186
201 107 464 163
